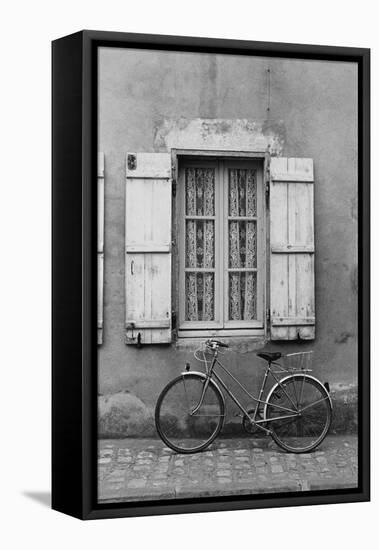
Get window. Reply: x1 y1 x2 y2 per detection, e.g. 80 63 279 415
177 159 265 337
124 152 315 345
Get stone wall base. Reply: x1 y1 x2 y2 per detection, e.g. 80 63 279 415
98 384 358 439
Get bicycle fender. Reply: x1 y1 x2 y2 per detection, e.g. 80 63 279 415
179 371 226 411
263 373 333 420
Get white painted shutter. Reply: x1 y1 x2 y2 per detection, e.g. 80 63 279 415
97 153 104 345
269 158 315 340
125 153 172 344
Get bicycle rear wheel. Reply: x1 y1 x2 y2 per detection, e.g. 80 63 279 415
155 373 225 454
264 375 332 453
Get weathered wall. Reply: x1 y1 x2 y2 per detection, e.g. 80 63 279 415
98 48 358 434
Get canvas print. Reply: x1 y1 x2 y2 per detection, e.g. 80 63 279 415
97 47 358 504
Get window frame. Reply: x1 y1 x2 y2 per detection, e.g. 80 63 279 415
178 159 223 331
175 153 267 339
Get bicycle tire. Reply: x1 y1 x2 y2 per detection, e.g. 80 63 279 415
264 374 332 453
155 373 225 454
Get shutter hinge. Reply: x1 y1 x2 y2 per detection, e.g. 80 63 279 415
127 154 137 171
172 311 177 330
265 173 270 198
172 180 177 197
266 308 271 325
265 161 270 200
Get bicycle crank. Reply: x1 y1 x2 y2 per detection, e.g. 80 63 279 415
242 408 266 435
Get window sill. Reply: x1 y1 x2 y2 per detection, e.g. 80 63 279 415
177 328 265 338
174 335 267 354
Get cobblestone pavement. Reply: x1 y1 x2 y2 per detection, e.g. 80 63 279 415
98 435 358 503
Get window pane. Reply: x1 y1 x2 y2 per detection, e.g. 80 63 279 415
229 220 257 268
186 220 215 268
229 169 257 217
229 272 257 320
185 272 215 321
186 168 215 216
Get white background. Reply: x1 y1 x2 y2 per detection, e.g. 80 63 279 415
0 0 376 548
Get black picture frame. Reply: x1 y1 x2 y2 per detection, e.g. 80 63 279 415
52 30 370 520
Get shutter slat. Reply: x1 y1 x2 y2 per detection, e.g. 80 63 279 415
126 153 171 179
271 245 314 253
269 157 315 340
271 317 315 326
125 153 172 344
126 244 171 253
271 157 314 182
126 320 171 329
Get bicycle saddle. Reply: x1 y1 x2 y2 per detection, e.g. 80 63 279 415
256 352 282 362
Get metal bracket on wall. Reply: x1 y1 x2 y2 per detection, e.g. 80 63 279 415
125 324 143 348
125 322 137 343
127 154 137 171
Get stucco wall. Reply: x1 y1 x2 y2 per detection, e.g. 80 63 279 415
98 47 358 432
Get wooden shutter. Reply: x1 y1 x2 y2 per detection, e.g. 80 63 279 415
125 153 172 344
269 158 315 340
98 153 104 345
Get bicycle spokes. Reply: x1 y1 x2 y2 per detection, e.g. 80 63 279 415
265 376 332 453
156 374 225 453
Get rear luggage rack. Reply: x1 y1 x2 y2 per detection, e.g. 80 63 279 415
283 351 313 372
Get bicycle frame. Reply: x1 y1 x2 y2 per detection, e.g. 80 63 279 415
190 350 308 435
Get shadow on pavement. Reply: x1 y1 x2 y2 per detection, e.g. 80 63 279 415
22 491 51 508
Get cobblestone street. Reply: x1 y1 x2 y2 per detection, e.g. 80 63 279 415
98 435 358 503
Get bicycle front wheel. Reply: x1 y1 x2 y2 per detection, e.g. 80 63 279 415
155 373 225 454
264 375 332 453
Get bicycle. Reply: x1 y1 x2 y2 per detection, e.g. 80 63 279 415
155 339 332 454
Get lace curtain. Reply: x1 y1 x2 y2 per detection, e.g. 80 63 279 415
185 168 215 321
228 169 257 321
184 166 258 323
